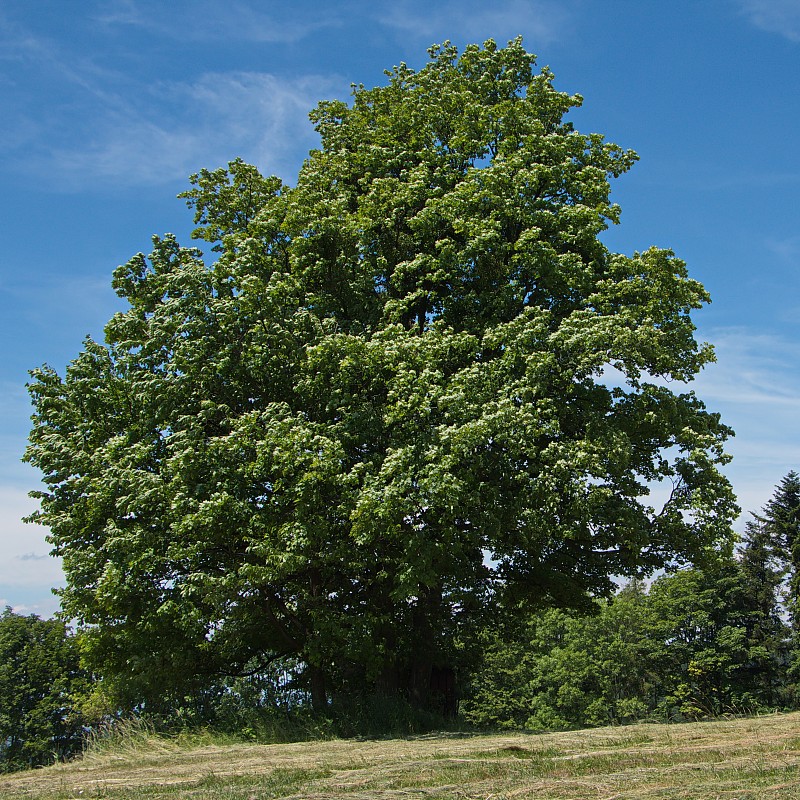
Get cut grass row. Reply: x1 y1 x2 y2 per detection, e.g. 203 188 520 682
3 711 800 799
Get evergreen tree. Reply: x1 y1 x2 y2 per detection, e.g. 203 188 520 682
763 471 800 628
642 554 791 717
737 516 789 706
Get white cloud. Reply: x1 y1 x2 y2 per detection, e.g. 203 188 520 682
0 11 343 189
376 0 570 46
91 0 143 27
692 327 800 520
604 327 800 526
0 486 62 615
25 70 341 190
93 0 342 44
2 0 572 192
766 234 800 264
95 0 342 44
695 327 800 409
738 0 800 42
0 396 62 618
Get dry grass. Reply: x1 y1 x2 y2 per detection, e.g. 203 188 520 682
3 712 800 799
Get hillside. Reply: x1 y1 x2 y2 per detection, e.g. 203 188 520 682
3 713 800 799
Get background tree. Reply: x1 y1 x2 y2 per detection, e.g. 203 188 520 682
0 609 88 772
762 471 800 627
736 516 790 706
462 582 656 730
646 560 766 718
463 550 791 731
25 39 737 716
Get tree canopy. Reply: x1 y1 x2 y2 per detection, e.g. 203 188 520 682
25 38 736 712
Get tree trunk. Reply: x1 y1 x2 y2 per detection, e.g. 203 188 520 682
407 584 441 710
376 663 400 695
409 656 433 709
309 665 327 712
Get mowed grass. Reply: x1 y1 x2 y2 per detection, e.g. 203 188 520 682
3 712 800 799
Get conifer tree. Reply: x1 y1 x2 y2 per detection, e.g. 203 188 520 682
763 471 800 629
737 517 790 706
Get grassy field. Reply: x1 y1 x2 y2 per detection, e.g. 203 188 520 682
3 712 800 799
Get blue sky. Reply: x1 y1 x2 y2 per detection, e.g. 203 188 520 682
2 0 800 615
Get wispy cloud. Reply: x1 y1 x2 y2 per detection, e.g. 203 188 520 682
91 0 142 27
0 402 61 618
1 0 573 191
11 70 342 189
738 0 800 42
92 0 342 44
0 486 62 589
695 327 800 408
766 234 800 264
375 0 571 46
0 8 344 189
585 326 797 524
693 326 800 518
605 326 800 522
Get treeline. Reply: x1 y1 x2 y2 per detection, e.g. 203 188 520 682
4 472 800 773
465 566 788 729
465 472 800 728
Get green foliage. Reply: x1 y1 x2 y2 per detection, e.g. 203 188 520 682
463 582 656 730
464 553 792 730
756 471 800 693
726 516 789 707
0 609 88 772
24 38 736 714
762 471 800 628
645 558 789 718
